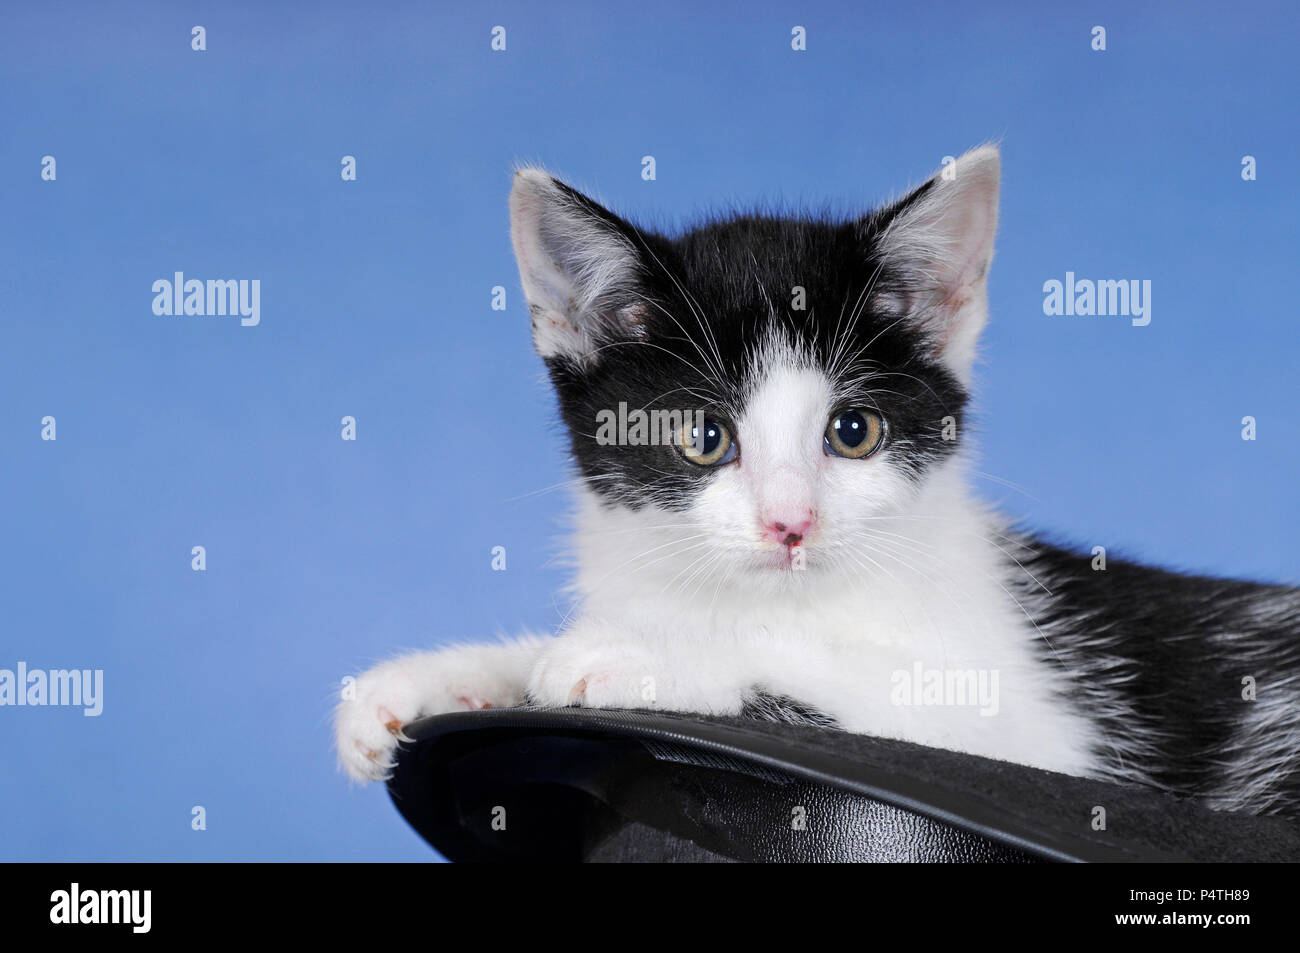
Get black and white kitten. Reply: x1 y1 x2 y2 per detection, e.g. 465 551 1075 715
337 146 1300 819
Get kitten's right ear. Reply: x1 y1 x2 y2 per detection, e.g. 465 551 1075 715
509 169 646 362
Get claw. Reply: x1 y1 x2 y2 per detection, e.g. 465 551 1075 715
378 706 414 742
568 677 588 705
355 740 381 762
387 722 415 743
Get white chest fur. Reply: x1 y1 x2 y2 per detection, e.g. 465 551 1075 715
567 472 1100 778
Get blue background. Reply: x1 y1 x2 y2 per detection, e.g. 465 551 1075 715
1 1 1296 860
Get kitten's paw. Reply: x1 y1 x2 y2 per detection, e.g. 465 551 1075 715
529 641 660 709
334 654 519 783
528 638 744 716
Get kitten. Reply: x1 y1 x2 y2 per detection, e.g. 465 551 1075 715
336 145 1300 818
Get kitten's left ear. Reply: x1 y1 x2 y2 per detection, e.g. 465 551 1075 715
867 145 1000 384
510 168 647 363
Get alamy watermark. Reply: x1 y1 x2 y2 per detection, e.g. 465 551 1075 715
890 662 1000 716
152 272 260 326
595 402 706 449
0 662 103 716
50 883 150 933
1042 272 1151 326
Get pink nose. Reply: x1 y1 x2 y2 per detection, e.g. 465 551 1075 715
762 513 815 547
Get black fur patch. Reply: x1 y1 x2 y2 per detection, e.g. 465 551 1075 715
1011 535 1300 818
742 691 841 730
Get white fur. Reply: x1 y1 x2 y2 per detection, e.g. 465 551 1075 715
549 338 1098 775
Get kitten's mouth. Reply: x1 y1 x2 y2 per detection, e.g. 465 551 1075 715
757 543 808 571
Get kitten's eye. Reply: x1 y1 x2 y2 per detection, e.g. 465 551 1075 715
825 409 885 459
676 418 737 467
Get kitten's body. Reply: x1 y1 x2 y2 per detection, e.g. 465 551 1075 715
337 147 1300 819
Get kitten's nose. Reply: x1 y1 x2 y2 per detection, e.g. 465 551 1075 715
761 512 815 547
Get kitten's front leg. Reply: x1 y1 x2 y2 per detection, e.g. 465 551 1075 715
335 636 542 782
528 617 748 716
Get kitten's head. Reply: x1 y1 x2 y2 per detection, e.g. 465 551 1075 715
509 146 999 587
